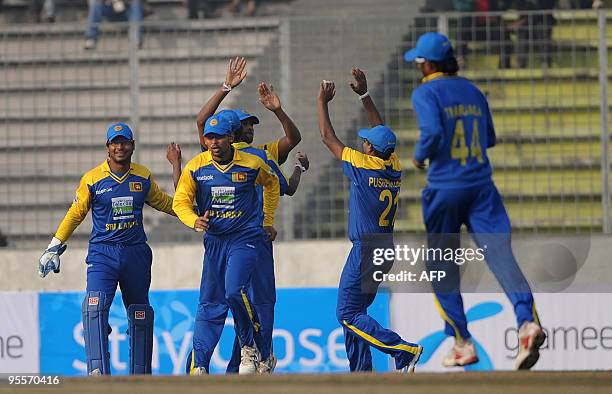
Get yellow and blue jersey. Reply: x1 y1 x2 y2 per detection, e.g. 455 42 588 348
234 142 288 196
412 73 496 189
173 148 280 235
256 140 280 164
55 161 175 244
342 147 401 242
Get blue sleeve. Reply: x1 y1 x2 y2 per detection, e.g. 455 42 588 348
412 88 444 163
485 101 496 148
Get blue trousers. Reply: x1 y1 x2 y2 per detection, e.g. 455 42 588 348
85 0 143 42
226 237 275 372
422 181 539 340
86 242 152 306
84 242 152 373
191 229 260 373
336 241 421 372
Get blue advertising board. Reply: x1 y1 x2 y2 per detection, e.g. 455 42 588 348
39 288 390 375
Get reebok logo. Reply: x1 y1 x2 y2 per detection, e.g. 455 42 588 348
197 175 214 182
96 187 113 195
88 297 99 306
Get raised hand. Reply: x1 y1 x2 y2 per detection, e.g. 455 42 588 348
296 152 309 171
349 67 368 96
166 142 182 166
258 82 281 111
318 80 336 103
225 57 248 89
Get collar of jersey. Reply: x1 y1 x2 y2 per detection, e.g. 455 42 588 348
232 142 251 150
210 147 239 173
422 72 445 83
101 160 134 184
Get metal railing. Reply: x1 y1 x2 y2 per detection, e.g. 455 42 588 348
0 9 610 248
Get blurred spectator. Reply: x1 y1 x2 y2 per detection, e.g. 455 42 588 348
187 0 216 19
573 0 603 7
454 0 514 69
84 0 143 50
0 229 7 247
30 0 55 22
224 0 256 16
513 0 556 68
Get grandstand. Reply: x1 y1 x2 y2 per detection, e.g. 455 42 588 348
0 1 611 247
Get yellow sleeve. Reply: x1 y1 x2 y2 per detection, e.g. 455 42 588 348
55 175 92 242
172 161 200 229
341 147 366 167
255 161 280 227
341 147 388 170
257 140 280 163
145 174 175 216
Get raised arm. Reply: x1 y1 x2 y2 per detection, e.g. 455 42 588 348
258 82 301 165
317 81 345 160
349 67 384 127
166 142 182 190
195 57 247 149
285 152 309 196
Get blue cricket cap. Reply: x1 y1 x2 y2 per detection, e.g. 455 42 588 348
358 125 397 153
404 32 453 63
106 122 134 143
232 109 260 125
216 109 242 133
203 114 232 136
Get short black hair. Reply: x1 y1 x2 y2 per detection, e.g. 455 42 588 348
431 50 459 75
373 148 394 161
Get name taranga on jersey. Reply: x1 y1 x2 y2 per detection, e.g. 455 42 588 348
412 74 496 189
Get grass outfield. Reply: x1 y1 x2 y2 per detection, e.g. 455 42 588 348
2 372 611 394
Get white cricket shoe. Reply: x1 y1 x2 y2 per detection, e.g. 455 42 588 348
399 345 423 374
442 339 479 367
239 345 260 375
257 354 277 374
190 367 207 375
516 321 546 370
89 368 102 376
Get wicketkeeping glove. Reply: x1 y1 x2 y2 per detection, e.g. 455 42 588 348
38 237 67 278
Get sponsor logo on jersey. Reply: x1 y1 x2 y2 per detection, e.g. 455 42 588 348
232 172 247 183
211 186 235 209
111 196 135 220
129 182 142 192
96 187 113 195
135 311 146 320
196 174 214 182
88 297 99 306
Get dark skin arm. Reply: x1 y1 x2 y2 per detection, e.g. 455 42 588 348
166 142 182 190
285 152 309 196
349 67 384 127
258 82 301 165
195 57 247 149
317 81 345 160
